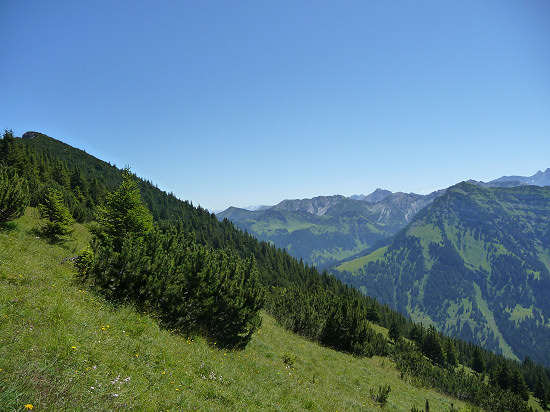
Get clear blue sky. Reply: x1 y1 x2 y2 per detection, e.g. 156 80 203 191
1 1 549 211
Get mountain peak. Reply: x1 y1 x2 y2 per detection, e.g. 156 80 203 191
489 168 550 187
22 131 41 139
363 188 392 203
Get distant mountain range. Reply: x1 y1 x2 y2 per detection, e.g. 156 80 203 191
218 168 549 267
217 190 441 267
334 182 550 366
218 169 550 366
489 168 550 186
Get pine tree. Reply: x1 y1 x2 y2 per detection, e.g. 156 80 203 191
511 370 530 402
70 166 88 200
39 188 74 241
97 167 153 252
422 325 445 365
51 159 70 187
388 320 401 343
472 346 485 374
0 129 16 164
0 166 29 222
495 362 512 391
409 323 424 347
444 339 458 367
535 374 549 410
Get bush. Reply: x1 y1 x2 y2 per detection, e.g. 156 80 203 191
283 353 296 367
79 229 265 349
370 384 391 406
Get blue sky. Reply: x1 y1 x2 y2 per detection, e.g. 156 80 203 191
1 1 549 211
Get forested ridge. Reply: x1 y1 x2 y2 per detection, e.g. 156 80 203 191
2 129 550 410
335 181 550 372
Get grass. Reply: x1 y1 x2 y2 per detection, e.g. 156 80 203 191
408 223 443 271
2 209 475 411
506 304 534 323
335 247 388 274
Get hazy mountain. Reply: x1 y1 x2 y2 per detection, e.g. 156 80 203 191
490 168 550 187
272 195 347 216
334 182 550 366
217 191 442 267
350 188 393 202
468 168 550 189
217 168 548 268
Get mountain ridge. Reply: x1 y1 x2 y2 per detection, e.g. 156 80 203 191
217 190 442 267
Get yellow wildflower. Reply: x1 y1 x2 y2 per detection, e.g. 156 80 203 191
24 405 33 410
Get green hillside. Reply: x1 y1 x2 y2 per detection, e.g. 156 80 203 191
218 206 388 268
335 182 550 367
0 209 476 411
6 131 399 359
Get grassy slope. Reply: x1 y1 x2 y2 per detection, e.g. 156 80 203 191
336 247 388 273
0 210 474 411
222 206 389 267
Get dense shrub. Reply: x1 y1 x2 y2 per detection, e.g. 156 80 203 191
79 229 264 348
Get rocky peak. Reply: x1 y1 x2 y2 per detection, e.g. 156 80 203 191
363 188 392 203
22 131 40 139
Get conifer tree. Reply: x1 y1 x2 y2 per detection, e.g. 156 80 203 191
444 339 458 367
70 166 88 200
409 323 424 347
494 362 512 391
39 188 74 241
97 167 153 252
422 325 445 365
511 370 530 402
0 129 17 165
388 320 401 343
51 159 70 187
535 374 549 410
0 166 29 222
472 347 485 374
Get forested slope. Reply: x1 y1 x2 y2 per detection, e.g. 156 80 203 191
335 182 550 366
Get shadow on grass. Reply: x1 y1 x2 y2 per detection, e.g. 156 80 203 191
28 226 75 249
0 221 19 232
